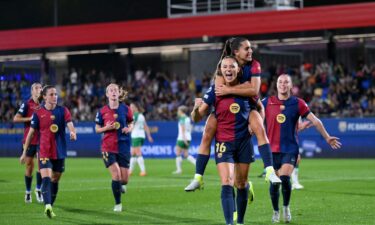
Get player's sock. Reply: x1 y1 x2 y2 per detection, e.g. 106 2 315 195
187 155 196 165
129 157 136 173
258 144 273 168
51 182 59 205
195 154 210 176
221 185 234 224
236 183 249 224
176 156 182 172
25 175 32 192
137 156 146 173
280 175 292 207
36 172 42 190
41 177 52 205
112 180 122 205
291 168 299 184
270 183 280 211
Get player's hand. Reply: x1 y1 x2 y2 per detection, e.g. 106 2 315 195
194 98 203 109
70 131 77 141
326 136 342 149
122 127 131 134
105 121 116 131
19 153 26 164
298 121 313 132
148 136 154 143
215 84 229 96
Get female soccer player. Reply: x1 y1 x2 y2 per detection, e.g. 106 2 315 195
263 74 341 223
22 85 77 218
185 37 280 192
129 102 153 176
15 82 43 203
95 83 134 212
173 105 196 174
192 56 254 225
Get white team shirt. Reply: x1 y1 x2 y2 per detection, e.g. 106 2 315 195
131 113 146 138
177 116 192 141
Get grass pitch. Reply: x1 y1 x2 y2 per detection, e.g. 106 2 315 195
0 158 374 224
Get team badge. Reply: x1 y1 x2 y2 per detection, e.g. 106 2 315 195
217 153 223 158
114 122 121 130
280 105 285 111
276 114 286 123
113 113 118 119
229 103 240 114
50 124 59 133
50 115 55 120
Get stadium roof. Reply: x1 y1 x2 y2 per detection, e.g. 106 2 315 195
0 2 374 52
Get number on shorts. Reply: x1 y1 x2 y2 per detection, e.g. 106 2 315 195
215 142 226 153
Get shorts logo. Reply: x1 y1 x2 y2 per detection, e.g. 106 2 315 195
229 103 240 114
276 114 286 123
217 153 223 158
50 124 59 133
114 122 121 130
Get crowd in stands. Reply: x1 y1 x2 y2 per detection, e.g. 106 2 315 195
1 60 375 123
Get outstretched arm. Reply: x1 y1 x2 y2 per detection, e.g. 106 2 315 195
306 113 342 149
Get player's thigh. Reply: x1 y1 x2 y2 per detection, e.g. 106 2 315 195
217 162 235 186
249 110 269 144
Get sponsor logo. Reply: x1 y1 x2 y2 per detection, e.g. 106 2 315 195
276 114 286 123
229 103 240 114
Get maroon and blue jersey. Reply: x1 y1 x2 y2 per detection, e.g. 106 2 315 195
262 96 310 154
31 105 72 159
241 59 261 103
95 103 133 154
203 85 251 142
17 99 40 145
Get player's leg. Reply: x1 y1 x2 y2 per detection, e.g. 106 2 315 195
291 154 303 190
119 151 130 194
234 163 251 225
269 153 281 223
278 154 296 223
103 152 122 211
24 155 34 203
39 158 55 218
249 110 281 184
35 151 43 203
128 144 137 175
173 145 183 174
218 162 235 225
50 159 64 206
184 144 196 165
135 143 146 176
184 114 216 191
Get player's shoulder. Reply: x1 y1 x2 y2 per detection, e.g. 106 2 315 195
251 59 261 67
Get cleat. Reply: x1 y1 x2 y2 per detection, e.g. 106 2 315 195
172 170 182 175
292 183 304 190
233 211 238 222
113 204 122 212
25 192 32 203
44 204 56 218
184 179 204 192
283 206 292 223
248 181 255 204
139 171 147 177
121 185 127 194
35 189 44 203
272 210 280 223
265 167 281 184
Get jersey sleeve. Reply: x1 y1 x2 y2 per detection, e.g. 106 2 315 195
64 107 72 122
126 105 134 123
30 113 39 129
95 110 104 126
17 102 28 117
251 60 261 77
203 85 215 106
298 98 311 118
261 97 268 109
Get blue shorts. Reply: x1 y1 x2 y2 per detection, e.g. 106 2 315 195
215 137 255 164
272 152 298 170
102 152 130 168
25 145 38 157
39 158 65 173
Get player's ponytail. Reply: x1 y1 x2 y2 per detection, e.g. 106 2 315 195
119 87 128 102
38 85 54 102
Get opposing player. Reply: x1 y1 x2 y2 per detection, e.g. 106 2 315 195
95 83 133 212
185 37 280 192
15 82 43 203
173 106 196 174
263 74 341 223
22 85 77 218
192 56 254 225
129 103 153 176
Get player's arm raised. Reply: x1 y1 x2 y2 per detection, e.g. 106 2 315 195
191 98 209 123
215 75 260 97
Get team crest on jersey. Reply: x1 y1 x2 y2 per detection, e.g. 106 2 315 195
50 115 55 120
276 114 286 123
229 103 240 114
114 122 121 130
50 124 59 133
113 113 118 119
280 105 285 111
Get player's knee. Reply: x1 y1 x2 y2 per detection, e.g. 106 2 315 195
221 175 234 186
234 178 248 189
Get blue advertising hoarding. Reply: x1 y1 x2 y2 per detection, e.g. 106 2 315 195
0 118 374 158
